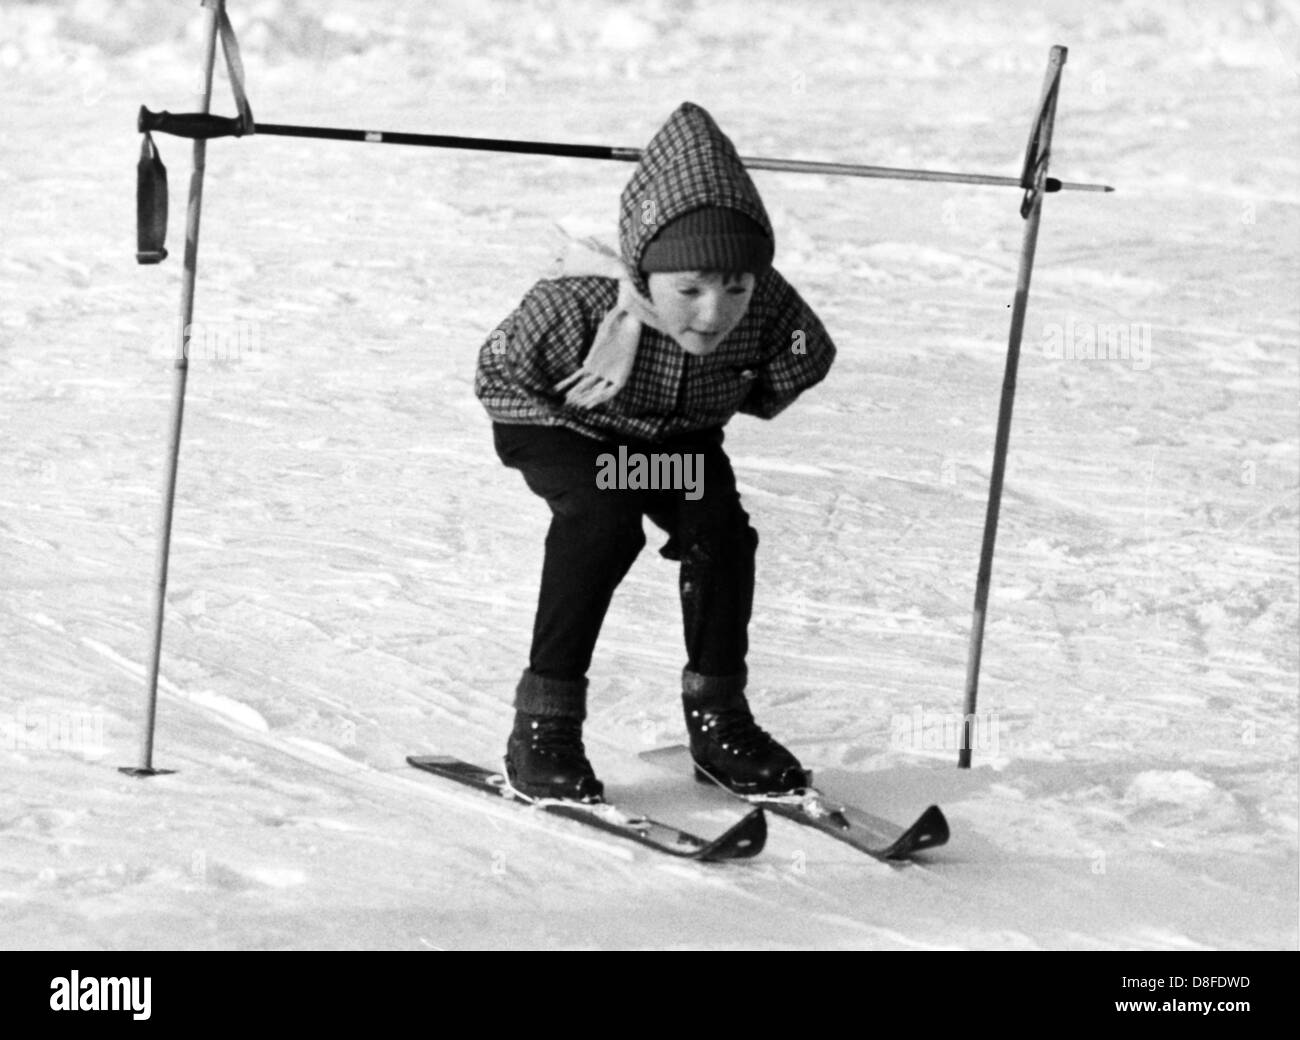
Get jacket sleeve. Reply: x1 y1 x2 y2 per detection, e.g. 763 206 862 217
502 281 587 399
739 269 837 419
477 279 597 411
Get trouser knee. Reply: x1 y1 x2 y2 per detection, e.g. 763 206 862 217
548 497 646 569
678 502 756 564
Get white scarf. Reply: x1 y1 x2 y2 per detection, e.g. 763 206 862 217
547 228 672 409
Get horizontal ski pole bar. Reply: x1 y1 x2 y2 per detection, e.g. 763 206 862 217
138 106 1114 193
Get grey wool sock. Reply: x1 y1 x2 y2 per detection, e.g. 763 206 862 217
681 667 749 710
514 669 588 720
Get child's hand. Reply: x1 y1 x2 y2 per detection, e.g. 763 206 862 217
555 368 622 409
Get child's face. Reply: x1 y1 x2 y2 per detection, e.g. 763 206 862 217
646 271 756 356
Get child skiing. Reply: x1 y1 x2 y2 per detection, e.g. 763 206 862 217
475 102 836 803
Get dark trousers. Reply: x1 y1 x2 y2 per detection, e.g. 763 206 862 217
494 423 757 685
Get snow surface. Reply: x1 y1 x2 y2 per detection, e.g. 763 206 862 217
0 0 1296 950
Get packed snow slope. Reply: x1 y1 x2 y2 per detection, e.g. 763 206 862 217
1 0 1296 949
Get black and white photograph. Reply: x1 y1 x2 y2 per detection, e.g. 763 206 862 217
1 0 1296 971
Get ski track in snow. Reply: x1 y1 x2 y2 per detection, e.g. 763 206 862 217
0 0 1296 949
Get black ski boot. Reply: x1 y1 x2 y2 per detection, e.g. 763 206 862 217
505 669 603 802
505 713 604 802
682 669 810 795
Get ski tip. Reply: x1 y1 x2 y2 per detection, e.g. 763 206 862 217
884 804 949 859
699 807 767 861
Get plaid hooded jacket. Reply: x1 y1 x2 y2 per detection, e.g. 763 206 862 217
474 102 837 442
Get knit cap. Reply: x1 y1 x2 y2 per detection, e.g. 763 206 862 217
640 206 773 275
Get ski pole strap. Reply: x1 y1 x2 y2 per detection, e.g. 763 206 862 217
1017 50 1063 219
136 131 169 264
210 0 255 134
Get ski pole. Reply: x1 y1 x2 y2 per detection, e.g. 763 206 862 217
122 0 226 777
958 45 1068 769
136 106 1114 195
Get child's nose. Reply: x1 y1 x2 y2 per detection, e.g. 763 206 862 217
697 292 723 326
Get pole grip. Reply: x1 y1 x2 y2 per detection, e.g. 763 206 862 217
138 104 249 139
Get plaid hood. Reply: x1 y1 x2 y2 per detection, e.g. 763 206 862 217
618 103 774 297
475 102 834 442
